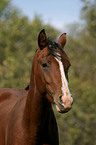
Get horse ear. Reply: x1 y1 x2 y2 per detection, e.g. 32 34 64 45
58 33 66 48
38 29 47 50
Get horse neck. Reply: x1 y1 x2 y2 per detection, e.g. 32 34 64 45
24 87 50 126
23 54 51 141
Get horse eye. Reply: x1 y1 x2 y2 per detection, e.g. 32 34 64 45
42 63 48 68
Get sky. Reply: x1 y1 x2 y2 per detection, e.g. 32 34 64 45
11 0 83 30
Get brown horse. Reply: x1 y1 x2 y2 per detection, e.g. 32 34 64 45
0 29 73 145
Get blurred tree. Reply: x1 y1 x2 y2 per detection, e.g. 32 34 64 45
81 0 96 37
0 0 59 88
0 0 10 18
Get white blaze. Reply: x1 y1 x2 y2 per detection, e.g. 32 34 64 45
55 56 71 103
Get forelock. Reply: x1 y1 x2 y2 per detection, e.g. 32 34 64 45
47 38 63 59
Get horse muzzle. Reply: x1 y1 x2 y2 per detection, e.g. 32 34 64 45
55 95 73 113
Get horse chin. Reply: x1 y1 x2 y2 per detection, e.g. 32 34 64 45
56 104 71 114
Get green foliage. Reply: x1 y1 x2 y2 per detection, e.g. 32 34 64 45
81 0 96 37
0 2 59 88
0 0 96 145
0 0 10 16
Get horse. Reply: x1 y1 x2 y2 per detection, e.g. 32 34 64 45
0 29 73 145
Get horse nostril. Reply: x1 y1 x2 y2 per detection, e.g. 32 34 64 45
59 95 62 99
59 95 63 104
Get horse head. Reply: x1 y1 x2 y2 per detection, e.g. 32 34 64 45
33 29 73 113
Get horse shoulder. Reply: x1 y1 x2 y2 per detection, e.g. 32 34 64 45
6 95 27 145
0 88 28 144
